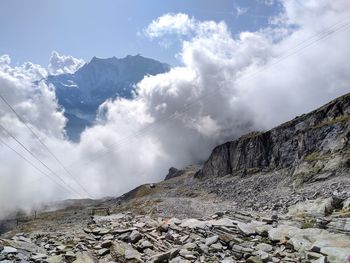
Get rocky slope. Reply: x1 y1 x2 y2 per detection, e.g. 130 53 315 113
2 198 350 263
196 93 350 183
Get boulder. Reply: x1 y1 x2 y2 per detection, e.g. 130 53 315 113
268 225 299 242
237 222 256 236
208 218 235 227
114 241 141 261
125 248 141 261
101 240 112 248
205 235 219 246
1 246 17 254
149 248 179 263
139 240 153 250
129 230 142 243
165 167 181 180
255 243 273 252
180 219 209 229
97 248 109 256
288 197 340 217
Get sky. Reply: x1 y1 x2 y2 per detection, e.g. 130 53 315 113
1 0 350 217
0 0 281 66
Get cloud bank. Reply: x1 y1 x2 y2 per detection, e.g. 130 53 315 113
1 0 350 217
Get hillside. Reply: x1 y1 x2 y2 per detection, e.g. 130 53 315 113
196 93 350 181
2 93 350 262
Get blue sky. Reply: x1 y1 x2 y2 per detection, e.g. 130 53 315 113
0 0 281 66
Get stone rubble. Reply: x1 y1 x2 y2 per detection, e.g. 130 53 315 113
1 207 350 263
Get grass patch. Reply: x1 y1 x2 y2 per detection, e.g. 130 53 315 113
312 114 350 129
301 218 317 229
304 152 331 162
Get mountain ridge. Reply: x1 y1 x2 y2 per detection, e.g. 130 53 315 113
46 54 170 141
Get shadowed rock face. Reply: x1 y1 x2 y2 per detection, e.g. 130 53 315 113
196 93 350 179
165 167 181 180
165 165 202 181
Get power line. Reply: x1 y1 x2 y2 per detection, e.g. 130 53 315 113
63 16 350 170
0 124 84 198
0 94 93 198
0 137 74 196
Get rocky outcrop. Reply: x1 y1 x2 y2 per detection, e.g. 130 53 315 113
196 93 350 179
165 165 201 180
165 167 182 180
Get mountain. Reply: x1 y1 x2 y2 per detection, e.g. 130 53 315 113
2 93 350 262
46 55 170 141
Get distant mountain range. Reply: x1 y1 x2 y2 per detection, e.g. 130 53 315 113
46 55 170 141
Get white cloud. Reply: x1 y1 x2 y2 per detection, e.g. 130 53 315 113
0 57 68 216
48 51 85 75
1 0 350 218
144 13 196 38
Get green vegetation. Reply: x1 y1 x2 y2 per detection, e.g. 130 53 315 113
301 218 317 229
304 152 331 162
312 114 350 129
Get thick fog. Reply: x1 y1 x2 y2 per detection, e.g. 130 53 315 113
1 0 350 217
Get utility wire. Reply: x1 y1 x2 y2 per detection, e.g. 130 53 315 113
0 137 74 196
0 124 83 198
0 94 93 198
62 16 350 170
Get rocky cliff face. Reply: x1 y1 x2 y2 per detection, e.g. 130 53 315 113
196 93 350 181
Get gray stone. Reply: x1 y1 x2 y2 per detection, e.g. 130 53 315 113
149 248 179 263
208 218 235 227
64 251 76 261
288 235 312 251
129 230 142 243
98 228 110 235
125 248 141 261
209 242 223 251
169 256 191 263
268 225 299 242
2 247 17 254
102 234 114 240
237 222 256 236
30 253 47 261
205 235 219 246
139 240 153 250
97 248 109 256
101 240 112 248
180 219 208 229
288 197 338 217
91 227 101 235
255 243 273 252
56 245 66 252
198 244 209 254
